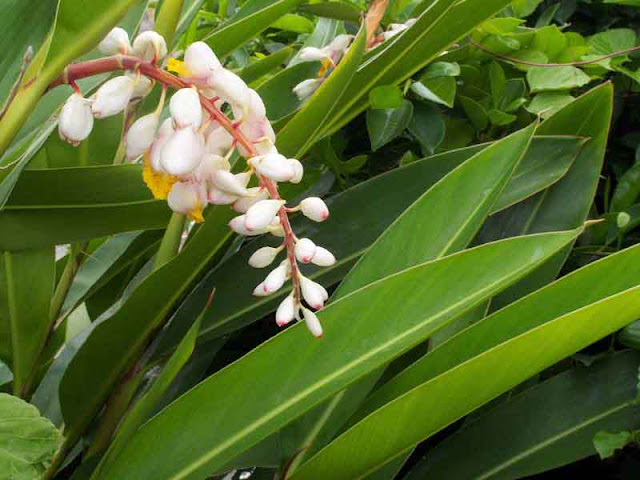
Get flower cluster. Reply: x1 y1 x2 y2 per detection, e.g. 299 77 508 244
292 34 354 101
57 28 340 337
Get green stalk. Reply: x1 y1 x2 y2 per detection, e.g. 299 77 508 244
154 212 185 271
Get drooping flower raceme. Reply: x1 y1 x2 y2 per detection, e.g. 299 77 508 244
59 32 340 337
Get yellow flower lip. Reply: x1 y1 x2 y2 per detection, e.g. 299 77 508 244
167 58 192 78
142 154 178 200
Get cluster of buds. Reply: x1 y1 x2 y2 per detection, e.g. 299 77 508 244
56 27 341 337
58 28 167 145
292 34 353 102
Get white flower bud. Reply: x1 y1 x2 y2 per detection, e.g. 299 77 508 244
170 88 202 128
289 159 304 184
232 89 266 121
207 68 251 110
207 187 239 205
132 30 167 62
299 47 329 62
149 119 175 172
229 215 269 236
293 78 323 101
302 307 323 338
183 41 221 80
232 187 269 213
245 200 285 231
311 246 336 267
160 127 204 176
276 293 296 327
126 72 154 99
58 93 93 145
157 117 175 139
248 246 280 268
295 238 317 264
205 126 234 156
98 27 131 55
253 137 278 156
91 76 135 118
167 181 205 216
196 153 230 182
254 263 289 296
300 275 326 310
125 113 158 160
250 153 295 182
212 170 249 196
328 34 353 54
300 197 329 222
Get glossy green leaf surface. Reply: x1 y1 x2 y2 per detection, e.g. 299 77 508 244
204 0 304 58
408 351 640 480
291 280 640 480
0 393 60 479
1 248 54 396
98 230 578 479
357 243 640 419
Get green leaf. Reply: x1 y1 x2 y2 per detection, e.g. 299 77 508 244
356 243 640 426
587 28 637 68
276 25 366 157
319 0 513 137
238 48 293 85
0 165 171 250
410 77 456 107
369 85 405 110
612 162 640 212
59 206 234 445
420 61 461 80
270 13 314 33
155 0 185 45
459 96 488 130
290 277 640 480
0 393 61 479
593 431 634 460
527 66 591 92
488 109 517 127
366 101 414 151
526 92 575 118
1 248 55 397
297 1 362 22
409 351 640 478
407 103 445 156
95 318 202 477
204 0 304 58
97 231 579 479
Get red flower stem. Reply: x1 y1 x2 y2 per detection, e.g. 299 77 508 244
50 54 302 304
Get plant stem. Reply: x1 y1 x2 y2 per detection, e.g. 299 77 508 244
154 212 185 271
50 243 86 321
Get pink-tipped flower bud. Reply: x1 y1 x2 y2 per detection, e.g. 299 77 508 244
232 187 269 213
205 126 234 156
295 238 317 264
250 154 295 182
254 262 289 296
98 27 131 55
132 30 167 62
160 127 204 176
245 200 285 231
302 307 323 338
125 113 158 160
91 76 135 118
207 68 251 110
183 41 221 80
248 246 280 268
58 93 93 145
311 246 336 267
300 197 329 222
289 159 304 184
276 293 296 327
212 170 250 197
170 88 202 129
229 215 269 236
300 275 327 310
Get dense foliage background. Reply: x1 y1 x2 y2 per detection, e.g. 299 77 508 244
2 0 640 479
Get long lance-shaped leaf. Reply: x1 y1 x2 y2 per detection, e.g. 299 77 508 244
204 0 305 58
355 243 640 420
59 205 234 444
317 0 513 138
276 25 366 158
279 122 537 469
0 247 55 397
408 350 640 480
97 230 579 480
290 283 640 480
158 135 580 351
